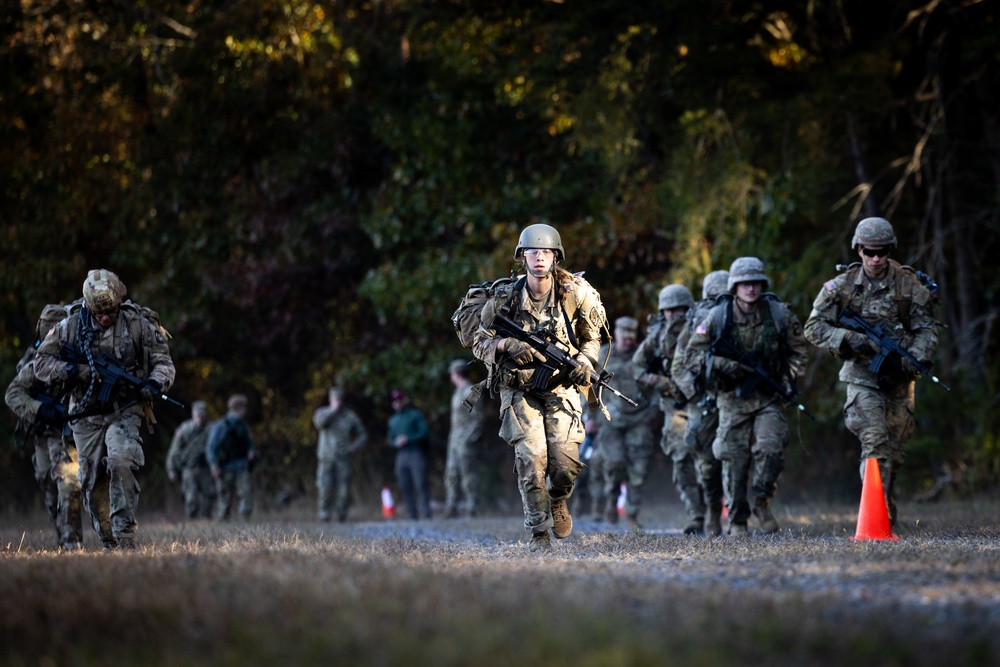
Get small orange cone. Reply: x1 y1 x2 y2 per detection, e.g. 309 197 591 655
853 458 898 541
616 482 627 516
381 485 396 519
721 503 728 520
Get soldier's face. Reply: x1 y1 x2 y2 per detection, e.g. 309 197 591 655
662 307 686 321
735 281 763 303
614 332 636 352
523 248 555 278
94 310 119 328
859 245 890 275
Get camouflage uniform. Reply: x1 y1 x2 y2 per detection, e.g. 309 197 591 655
474 260 607 542
444 362 488 517
313 388 367 522
207 395 256 520
166 402 215 519
683 259 808 533
804 218 939 523
633 289 705 532
33 271 175 549
5 352 83 548
596 318 658 525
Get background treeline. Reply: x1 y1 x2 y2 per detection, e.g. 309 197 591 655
2 0 998 511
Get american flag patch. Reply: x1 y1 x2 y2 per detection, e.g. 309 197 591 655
824 280 837 292
695 323 708 335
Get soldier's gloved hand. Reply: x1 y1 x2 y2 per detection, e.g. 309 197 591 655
713 357 744 379
845 332 877 357
36 402 65 428
74 363 91 385
636 372 659 387
900 357 927 377
504 339 541 366
141 378 163 402
568 355 594 387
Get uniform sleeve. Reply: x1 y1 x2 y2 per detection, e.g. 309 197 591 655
631 333 673 394
783 306 809 381
32 320 72 384
166 422 188 474
143 319 176 391
572 281 607 363
349 411 368 451
313 406 334 430
803 277 850 354
205 421 222 467
4 363 41 422
906 286 939 362
670 322 701 399
472 296 501 364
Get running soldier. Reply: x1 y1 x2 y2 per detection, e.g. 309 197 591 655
166 400 215 519
5 304 83 549
33 270 176 550
472 223 609 552
633 284 704 534
313 387 368 522
804 217 939 525
672 270 729 536
444 360 488 518
683 258 808 534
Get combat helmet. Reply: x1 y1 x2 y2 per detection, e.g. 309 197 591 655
851 217 897 249
82 269 126 314
701 270 730 300
727 257 769 291
658 284 694 310
514 223 565 261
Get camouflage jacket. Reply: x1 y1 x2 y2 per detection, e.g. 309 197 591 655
670 298 717 401
631 312 688 411
166 418 212 473
448 382 488 450
313 405 368 461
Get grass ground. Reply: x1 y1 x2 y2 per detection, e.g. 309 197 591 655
2 497 999 667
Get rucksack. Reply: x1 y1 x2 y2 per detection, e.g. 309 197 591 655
451 277 518 349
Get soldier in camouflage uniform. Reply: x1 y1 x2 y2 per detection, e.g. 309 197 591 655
595 316 658 528
166 400 215 519
633 284 704 534
683 258 808 534
444 360 488 518
672 270 729 536
5 304 83 549
207 394 257 520
34 270 175 550
804 218 939 525
473 223 609 552
313 387 368 522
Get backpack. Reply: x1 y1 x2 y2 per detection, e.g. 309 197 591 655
212 417 251 465
451 277 518 349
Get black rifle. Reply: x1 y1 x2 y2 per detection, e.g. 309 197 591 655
837 307 950 391
57 343 186 410
491 311 639 407
709 335 816 420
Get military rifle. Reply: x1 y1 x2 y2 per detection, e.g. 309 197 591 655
709 335 815 420
837 307 950 391
57 343 186 410
491 311 639 408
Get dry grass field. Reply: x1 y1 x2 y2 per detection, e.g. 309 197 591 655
2 498 999 667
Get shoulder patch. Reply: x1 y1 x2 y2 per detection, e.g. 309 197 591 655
695 323 708 336
824 280 837 292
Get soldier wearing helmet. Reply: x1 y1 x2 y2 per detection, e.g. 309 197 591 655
312 387 367 522
166 401 216 519
443 359 488 518
5 302 83 549
633 283 707 533
670 270 730 536
681 258 808 535
473 223 609 552
33 269 175 550
805 217 939 526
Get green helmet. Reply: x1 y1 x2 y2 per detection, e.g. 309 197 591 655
657 284 694 310
727 257 769 291
514 223 565 261
82 269 126 314
852 217 897 249
702 270 729 299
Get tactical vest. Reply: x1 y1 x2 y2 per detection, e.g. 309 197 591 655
711 293 788 375
834 260 924 330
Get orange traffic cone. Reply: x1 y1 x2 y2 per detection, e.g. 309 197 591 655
721 503 729 520
381 485 396 519
853 458 898 541
616 482 627 516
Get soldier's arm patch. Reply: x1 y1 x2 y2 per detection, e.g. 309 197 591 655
695 323 708 336
588 306 604 328
824 280 837 292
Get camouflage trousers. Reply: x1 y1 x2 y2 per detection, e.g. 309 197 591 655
215 467 254 520
72 412 145 548
713 400 787 526
498 387 585 533
444 437 481 515
571 436 606 519
844 381 915 516
599 412 656 520
661 407 705 521
33 434 82 548
316 457 353 521
180 465 215 519
685 403 724 510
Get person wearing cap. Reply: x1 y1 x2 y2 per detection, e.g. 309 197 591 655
206 394 256 520
388 389 432 519
804 217 939 525
472 223 610 553
5 302 83 549
443 360 488 518
585 315 657 528
671 270 730 536
633 284 705 533
313 387 368 522
683 258 808 535
34 269 175 550
166 400 215 519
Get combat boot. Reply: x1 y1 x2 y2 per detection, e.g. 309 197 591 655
683 517 705 536
550 499 573 539
115 537 137 551
753 498 779 533
705 504 723 537
528 530 552 553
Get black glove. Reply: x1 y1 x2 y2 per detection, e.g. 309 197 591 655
141 378 163 402
36 402 65 428
900 357 927 377
505 339 541 366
